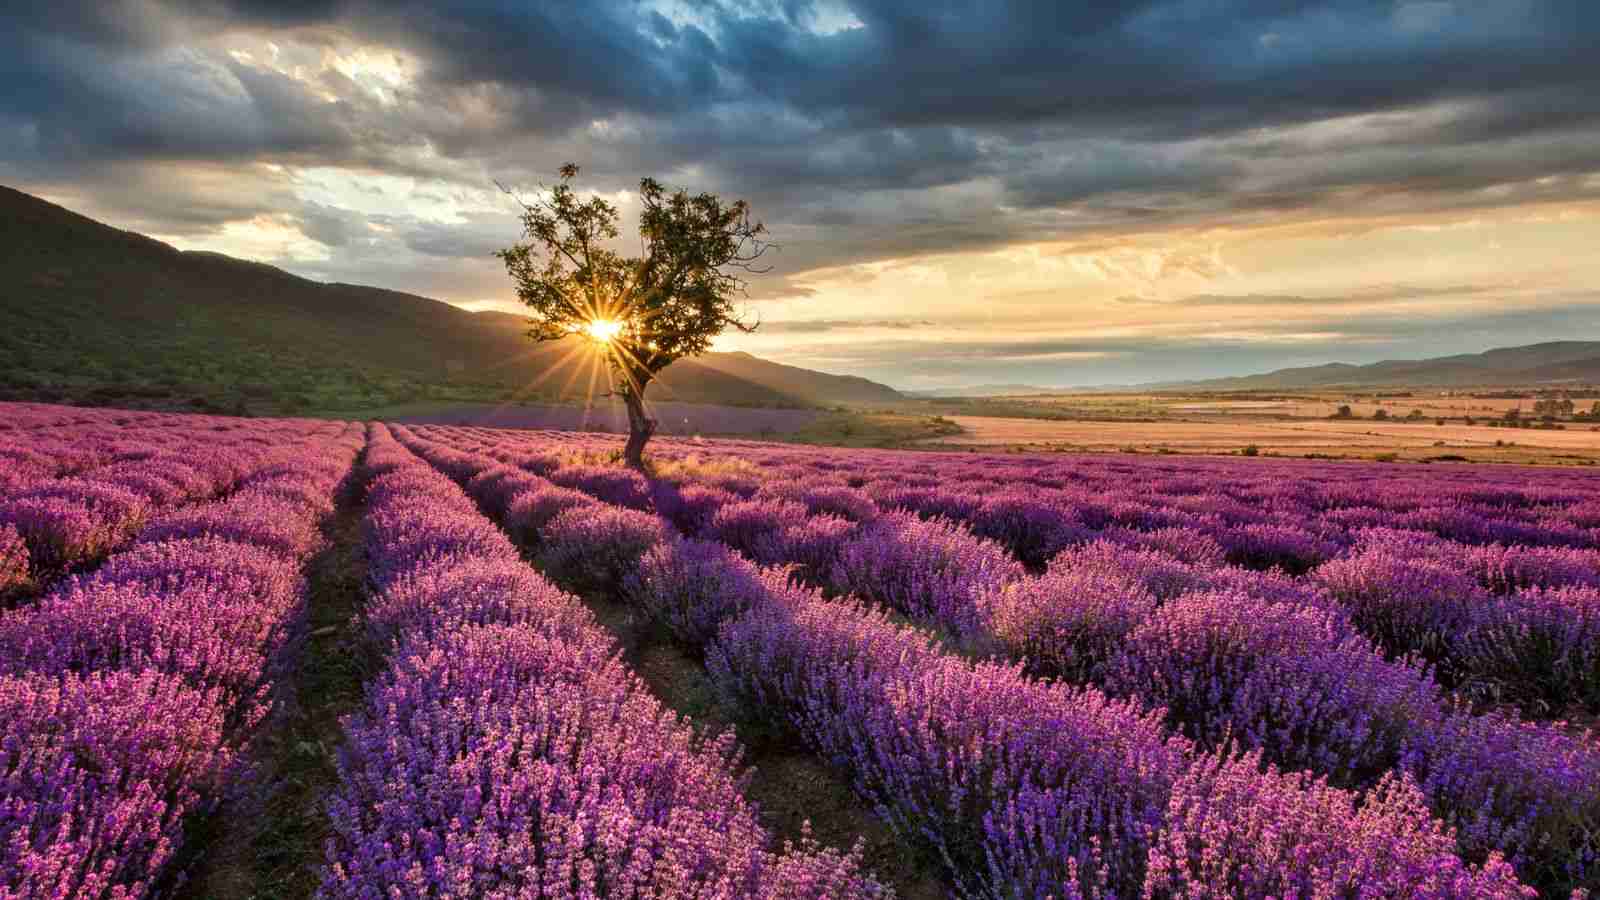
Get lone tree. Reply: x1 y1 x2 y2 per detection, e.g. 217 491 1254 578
497 164 770 468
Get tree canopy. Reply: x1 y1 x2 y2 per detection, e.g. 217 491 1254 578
497 163 770 466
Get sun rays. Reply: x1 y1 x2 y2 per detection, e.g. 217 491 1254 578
584 317 624 344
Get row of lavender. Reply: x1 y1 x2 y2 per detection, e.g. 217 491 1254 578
0 401 340 494
450 424 1600 896
438 425 1600 715
0 417 362 896
488 427 1600 541
417 424 1600 895
423 425 1600 709
720 437 1599 719
319 425 882 897
427 426 1600 567
390 424 1537 898
1 404 355 596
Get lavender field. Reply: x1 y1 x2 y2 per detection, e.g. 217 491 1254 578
3 400 1598 898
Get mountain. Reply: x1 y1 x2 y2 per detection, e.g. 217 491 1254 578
0 185 901 414
1148 342 1600 391
904 383 1059 397
691 352 905 407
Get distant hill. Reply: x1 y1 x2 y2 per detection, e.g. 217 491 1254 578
0 185 902 415
1148 342 1600 391
905 383 1058 397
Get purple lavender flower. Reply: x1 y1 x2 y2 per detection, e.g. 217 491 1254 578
988 564 1159 682
1460 585 1600 713
707 497 806 560
967 490 1094 568
709 590 1187 897
1100 524 1226 566
1466 544 1600 594
538 505 671 593
1107 589 1445 787
140 493 324 560
548 462 655 510
1050 538 1211 601
829 511 1023 638
1142 751 1533 898
652 481 736 535
758 481 880 523
324 577 882 896
367 554 598 648
0 669 233 899
0 479 150 569
768 513 857 583
1316 548 1492 666
503 483 602 546
1214 522 1339 574
1405 708 1600 893
0 524 28 593
621 537 780 646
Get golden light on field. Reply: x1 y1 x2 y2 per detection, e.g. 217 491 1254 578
584 318 625 344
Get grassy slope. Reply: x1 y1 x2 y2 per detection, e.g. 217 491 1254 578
0 186 901 417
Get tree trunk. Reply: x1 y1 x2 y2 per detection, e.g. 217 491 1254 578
621 386 657 470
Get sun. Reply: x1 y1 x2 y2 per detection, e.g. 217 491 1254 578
584 318 625 344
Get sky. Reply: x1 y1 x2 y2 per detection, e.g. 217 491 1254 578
3 1 1599 389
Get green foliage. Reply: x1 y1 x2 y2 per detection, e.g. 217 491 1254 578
496 164 770 398
786 411 963 448
0 185 895 417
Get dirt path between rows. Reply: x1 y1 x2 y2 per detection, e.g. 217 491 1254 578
175 479 374 899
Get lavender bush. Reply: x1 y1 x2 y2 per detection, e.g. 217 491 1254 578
538 505 671 593
1142 751 1532 898
0 670 232 899
622 537 778 647
709 590 1188 898
988 565 1159 682
503 483 601 545
0 524 27 593
1106 589 1445 787
829 511 1024 639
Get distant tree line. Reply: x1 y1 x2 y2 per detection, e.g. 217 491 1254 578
1328 399 1600 429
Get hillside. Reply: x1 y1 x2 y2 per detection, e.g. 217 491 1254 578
906 383 1057 397
0 185 902 415
1150 341 1600 390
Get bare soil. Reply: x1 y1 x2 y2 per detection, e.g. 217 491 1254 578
176 484 375 899
926 414 1600 465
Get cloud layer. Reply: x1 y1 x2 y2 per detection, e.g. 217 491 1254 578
3 1 1598 385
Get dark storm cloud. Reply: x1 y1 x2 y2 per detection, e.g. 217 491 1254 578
401 214 513 259
0 26 351 165
5 4 1595 161
2 0 1600 280
296 202 366 248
